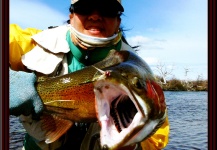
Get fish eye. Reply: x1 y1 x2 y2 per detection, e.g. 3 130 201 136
121 72 127 77
132 77 143 89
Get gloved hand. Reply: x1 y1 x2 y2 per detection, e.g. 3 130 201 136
9 68 43 117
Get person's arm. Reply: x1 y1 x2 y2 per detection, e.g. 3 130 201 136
9 24 43 117
9 24 42 71
9 24 65 150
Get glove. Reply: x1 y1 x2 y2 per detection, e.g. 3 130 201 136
9 68 43 117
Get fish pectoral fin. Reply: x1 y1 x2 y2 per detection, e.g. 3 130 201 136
40 113 73 144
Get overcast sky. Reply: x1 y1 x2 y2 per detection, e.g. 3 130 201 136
10 0 208 80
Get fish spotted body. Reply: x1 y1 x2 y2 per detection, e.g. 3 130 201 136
36 50 167 149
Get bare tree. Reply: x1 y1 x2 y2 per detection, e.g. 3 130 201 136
154 61 174 85
184 67 189 77
197 73 204 81
182 67 190 83
182 67 193 90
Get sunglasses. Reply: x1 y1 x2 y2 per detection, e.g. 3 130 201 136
72 1 122 18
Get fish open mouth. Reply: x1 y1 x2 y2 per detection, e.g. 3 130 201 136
110 94 138 132
94 79 148 149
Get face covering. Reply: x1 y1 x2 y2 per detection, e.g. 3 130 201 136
69 25 122 50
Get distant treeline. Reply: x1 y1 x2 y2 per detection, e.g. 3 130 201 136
155 76 208 91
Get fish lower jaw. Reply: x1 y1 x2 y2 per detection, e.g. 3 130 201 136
99 112 146 149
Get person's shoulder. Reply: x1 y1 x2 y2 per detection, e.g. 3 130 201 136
10 24 42 36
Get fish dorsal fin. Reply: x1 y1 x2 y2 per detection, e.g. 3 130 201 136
40 113 73 144
94 49 130 69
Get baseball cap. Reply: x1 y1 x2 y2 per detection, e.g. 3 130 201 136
71 0 124 12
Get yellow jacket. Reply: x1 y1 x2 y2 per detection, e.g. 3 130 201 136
10 24 42 71
9 24 170 150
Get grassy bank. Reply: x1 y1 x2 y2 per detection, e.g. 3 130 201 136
155 77 208 91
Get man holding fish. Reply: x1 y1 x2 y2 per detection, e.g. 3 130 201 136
10 0 169 149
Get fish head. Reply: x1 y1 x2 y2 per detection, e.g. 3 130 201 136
93 51 167 149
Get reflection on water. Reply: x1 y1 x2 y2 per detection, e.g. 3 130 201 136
9 92 208 150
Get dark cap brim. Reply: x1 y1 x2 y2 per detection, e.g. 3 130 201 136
116 1 124 12
73 0 124 12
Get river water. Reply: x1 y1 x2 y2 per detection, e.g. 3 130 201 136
9 91 208 150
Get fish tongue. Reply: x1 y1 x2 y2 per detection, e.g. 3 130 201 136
100 114 109 121
100 119 113 148
100 114 111 138
101 119 109 135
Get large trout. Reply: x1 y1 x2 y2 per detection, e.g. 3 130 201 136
36 50 167 149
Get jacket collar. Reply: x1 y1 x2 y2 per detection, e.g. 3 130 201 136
31 25 71 54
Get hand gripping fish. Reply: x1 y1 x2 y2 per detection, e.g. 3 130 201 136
36 50 167 149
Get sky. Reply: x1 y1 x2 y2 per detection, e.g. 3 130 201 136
10 0 208 81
